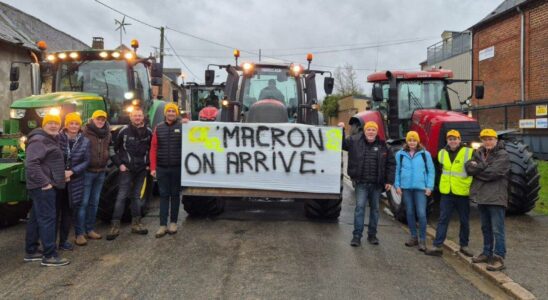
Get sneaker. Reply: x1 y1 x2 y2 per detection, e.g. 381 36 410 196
425 245 443 257
367 235 379 245
350 236 361 247
459 246 474 257
24 252 43 262
59 241 74 251
472 253 490 263
75 235 87 246
86 231 102 240
167 223 178 235
418 241 426 252
486 255 505 271
155 226 167 238
106 221 121 241
41 256 70 267
405 238 418 247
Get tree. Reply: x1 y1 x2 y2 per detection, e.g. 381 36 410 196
321 94 341 118
334 64 364 96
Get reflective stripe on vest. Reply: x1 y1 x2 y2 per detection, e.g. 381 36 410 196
438 147 473 196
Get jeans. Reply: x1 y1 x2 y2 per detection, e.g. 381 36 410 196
157 166 181 226
478 204 506 258
56 189 72 245
25 188 58 258
353 182 382 238
75 171 106 235
433 194 470 247
403 189 427 241
112 169 147 221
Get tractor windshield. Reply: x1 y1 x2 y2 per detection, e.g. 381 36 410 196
242 67 298 120
190 88 224 120
397 80 449 119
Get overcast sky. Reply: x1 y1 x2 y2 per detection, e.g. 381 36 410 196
5 0 501 95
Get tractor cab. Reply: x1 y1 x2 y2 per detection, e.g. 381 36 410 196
181 83 225 121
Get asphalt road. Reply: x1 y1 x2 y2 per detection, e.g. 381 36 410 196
0 182 493 299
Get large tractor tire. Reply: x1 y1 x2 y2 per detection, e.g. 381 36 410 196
503 139 540 214
304 198 342 220
97 168 153 223
0 201 31 227
182 196 225 217
386 186 435 224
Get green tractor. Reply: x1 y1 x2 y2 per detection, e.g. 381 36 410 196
180 82 224 121
0 46 167 226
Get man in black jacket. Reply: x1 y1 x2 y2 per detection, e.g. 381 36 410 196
340 121 395 247
107 107 152 240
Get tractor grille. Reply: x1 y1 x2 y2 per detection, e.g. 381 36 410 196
438 121 480 150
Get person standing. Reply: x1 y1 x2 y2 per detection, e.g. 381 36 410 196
466 129 510 271
24 113 69 266
150 103 184 238
76 110 111 243
426 130 474 257
339 121 395 247
107 107 152 240
394 131 435 252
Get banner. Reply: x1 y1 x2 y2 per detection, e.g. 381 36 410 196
181 122 342 194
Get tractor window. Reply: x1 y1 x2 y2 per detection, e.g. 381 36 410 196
190 88 224 120
133 63 151 102
397 80 448 119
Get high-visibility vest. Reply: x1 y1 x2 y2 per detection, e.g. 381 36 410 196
438 147 473 196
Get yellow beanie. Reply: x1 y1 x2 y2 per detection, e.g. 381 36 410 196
446 129 461 139
42 113 61 127
91 110 107 119
364 121 379 131
480 128 497 139
164 102 179 115
406 131 420 143
64 112 82 127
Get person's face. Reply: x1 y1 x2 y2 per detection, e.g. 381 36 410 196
93 117 106 128
130 110 144 126
67 121 81 134
481 137 497 150
407 139 418 150
364 127 378 141
447 136 461 150
165 109 177 122
43 122 60 135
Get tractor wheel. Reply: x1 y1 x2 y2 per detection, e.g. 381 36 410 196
182 196 225 217
503 140 540 214
0 201 31 227
304 198 342 220
97 168 153 223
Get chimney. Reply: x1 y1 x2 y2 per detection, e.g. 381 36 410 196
92 37 104 50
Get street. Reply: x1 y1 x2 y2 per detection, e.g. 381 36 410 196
0 182 503 299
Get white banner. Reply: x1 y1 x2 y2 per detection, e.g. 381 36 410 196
181 122 342 194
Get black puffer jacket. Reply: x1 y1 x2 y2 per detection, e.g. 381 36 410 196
25 129 65 190
342 134 395 185
59 129 91 207
465 141 510 207
112 124 152 173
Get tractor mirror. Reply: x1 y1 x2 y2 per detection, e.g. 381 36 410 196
10 66 19 82
150 77 163 87
475 85 484 99
150 63 163 78
205 70 215 86
324 77 334 95
9 82 19 91
372 85 383 101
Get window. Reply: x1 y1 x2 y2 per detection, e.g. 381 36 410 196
133 63 151 102
190 88 224 120
397 80 448 119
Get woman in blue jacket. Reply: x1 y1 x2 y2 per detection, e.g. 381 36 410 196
394 131 435 251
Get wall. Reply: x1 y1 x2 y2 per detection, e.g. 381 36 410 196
0 41 34 122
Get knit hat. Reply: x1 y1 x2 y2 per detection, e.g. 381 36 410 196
64 112 82 127
364 121 379 131
91 110 107 119
164 102 179 115
406 131 420 142
446 129 461 139
480 128 497 139
42 113 61 127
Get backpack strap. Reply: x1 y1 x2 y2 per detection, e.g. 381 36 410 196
421 152 428 174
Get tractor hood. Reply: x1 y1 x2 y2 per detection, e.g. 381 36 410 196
412 109 475 126
10 92 103 109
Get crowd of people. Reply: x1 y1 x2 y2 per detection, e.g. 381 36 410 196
22 107 510 272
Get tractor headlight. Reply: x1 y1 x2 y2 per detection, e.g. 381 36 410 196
35 107 61 118
124 91 135 100
471 142 481 150
10 109 26 119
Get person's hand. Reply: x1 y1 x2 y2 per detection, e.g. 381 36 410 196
150 170 156 178
64 170 73 178
396 188 402 196
425 189 432 196
42 184 53 190
65 177 71 182
146 166 150 171
385 184 392 191
337 122 345 128
182 118 189 124
119 164 128 172
469 161 478 166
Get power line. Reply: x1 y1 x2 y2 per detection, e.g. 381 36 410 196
164 35 199 80
94 0 160 30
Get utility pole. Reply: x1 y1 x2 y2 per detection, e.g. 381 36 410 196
158 26 165 99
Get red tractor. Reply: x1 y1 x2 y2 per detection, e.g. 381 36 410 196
349 69 540 222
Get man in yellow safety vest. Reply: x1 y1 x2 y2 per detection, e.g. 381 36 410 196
426 130 474 257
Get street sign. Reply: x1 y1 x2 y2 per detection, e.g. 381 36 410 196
536 105 547 116
519 119 535 129
536 118 548 129
479 46 495 61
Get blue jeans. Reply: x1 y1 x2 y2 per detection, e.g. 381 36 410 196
403 189 427 241
157 166 181 226
433 194 470 247
478 204 506 258
25 188 58 258
75 171 106 235
112 170 147 221
353 182 382 238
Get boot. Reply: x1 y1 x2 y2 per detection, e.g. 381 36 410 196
367 234 379 245
74 235 87 246
350 236 361 247
425 245 443 257
86 231 102 240
131 218 148 235
167 223 178 235
486 255 505 271
106 221 120 241
418 240 426 252
155 226 167 238
472 253 489 263
405 237 418 247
